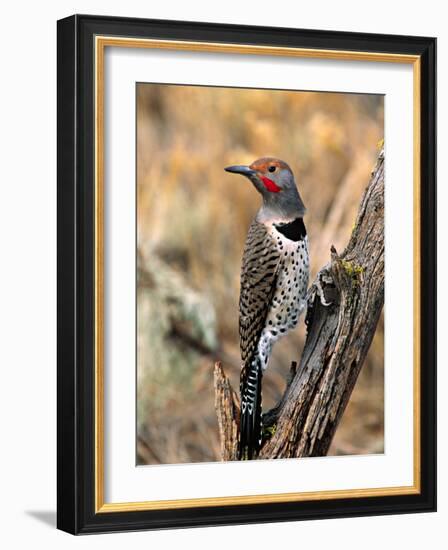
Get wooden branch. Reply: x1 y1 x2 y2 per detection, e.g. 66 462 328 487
213 362 240 461
214 148 385 460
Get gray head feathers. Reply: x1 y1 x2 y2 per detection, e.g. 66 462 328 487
225 157 306 223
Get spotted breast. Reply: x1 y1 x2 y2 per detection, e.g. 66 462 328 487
238 217 309 459
257 217 309 368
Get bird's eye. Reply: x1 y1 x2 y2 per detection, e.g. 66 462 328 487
268 166 276 173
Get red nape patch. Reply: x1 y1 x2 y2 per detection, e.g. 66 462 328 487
260 176 281 193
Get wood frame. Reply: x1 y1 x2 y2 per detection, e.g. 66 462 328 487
57 14 436 534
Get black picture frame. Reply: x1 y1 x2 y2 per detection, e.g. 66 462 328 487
57 14 436 534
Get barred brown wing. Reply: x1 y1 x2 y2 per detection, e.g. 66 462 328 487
239 221 281 364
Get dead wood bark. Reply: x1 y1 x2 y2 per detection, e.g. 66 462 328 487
214 148 385 460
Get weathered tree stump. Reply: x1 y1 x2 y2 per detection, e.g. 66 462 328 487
214 148 385 460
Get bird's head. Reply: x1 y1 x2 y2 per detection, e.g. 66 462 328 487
225 157 306 221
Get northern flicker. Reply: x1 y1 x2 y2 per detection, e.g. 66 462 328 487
225 157 309 460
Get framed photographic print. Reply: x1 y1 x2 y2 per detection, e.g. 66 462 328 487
57 14 436 534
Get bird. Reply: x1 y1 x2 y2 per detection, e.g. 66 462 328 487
224 157 309 460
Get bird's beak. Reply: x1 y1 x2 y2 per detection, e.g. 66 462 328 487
224 165 256 177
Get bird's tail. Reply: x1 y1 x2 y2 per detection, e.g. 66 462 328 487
238 356 263 460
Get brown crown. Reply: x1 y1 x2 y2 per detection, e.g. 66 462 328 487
249 157 292 173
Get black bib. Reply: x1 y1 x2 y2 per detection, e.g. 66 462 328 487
274 217 307 242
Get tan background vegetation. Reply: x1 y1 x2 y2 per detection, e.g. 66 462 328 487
136 83 384 465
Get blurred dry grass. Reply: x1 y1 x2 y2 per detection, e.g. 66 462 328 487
136 83 384 465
